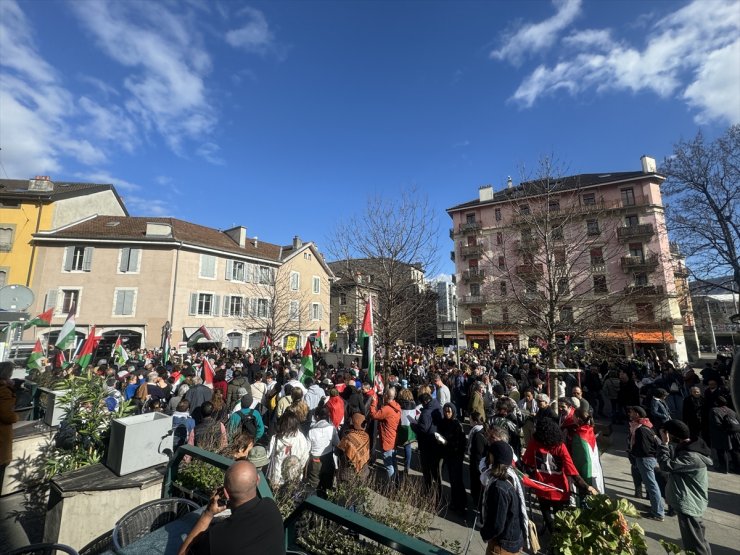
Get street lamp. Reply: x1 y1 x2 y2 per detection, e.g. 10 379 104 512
705 298 718 353
454 296 460 365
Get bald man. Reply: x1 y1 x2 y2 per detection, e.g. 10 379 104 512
178 460 285 555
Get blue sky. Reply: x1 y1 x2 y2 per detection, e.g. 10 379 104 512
1 0 738 277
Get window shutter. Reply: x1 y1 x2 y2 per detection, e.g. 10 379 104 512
83 247 94 271
64 247 74 271
212 295 221 316
189 293 198 316
225 260 233 281
130 248 141 272
120 248 131 272
115 290 125 315
250 298 257 317
246 264 255 283
267 300 273 319
223 295 231 316
319 304 323 320
44 289 58 311
123 291 134 315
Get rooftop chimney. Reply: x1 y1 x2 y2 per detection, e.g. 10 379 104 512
253 236 259 248
224 226 247 248
478 185 494 202
145 222 172 237
640 155 656 174
507 176 513 189
28 176 53 192
292 235 302 249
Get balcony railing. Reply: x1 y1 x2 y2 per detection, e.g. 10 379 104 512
516 263 544 276
591 262 606 273
620 254 659 272
459 220 482 233
617 223 655 241
459 295 484 304
449 228 455 239
460 243 484 258
623 284 664 296
450 250 455 262
463 268 485 282
516 237 538 251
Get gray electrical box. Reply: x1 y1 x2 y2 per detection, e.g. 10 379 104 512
39 388 69 427
106 412 173 476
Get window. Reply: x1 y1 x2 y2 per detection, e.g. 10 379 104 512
498 256 506 269
500 281 507 296
625 214 639 227
311 302 323 320
312 276 321 294
470 283 480 296
256 298 270 318
495 208 501 221
560 306 573 324
558 277 570 294
552 226 564 240
0 269 6 287
339 293 347 305
471 308 482 324
636 303 654 321
634 272 648 286
0 227 13 251
228 261 246 282
496 232 503 245
502 307 509 323
61 289 79 314
595 305 611 322
548 200 560 212
586 219 600 236
582 193 596 206
229 296 243 317
590 247 604 265
554 248 566 266
290 300 299 320
198 293 214 315
199 255 216 279
258 266 272 285
290 271 300 291
113 289 136 316
593 275 608 294
304 252 312 260
119 248 141 273
629 243 644 260
621 188 636 206
519 204 530 215
64 246 93 272
466 213 476 223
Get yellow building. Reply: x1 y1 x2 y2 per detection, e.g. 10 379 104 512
0 176 127 288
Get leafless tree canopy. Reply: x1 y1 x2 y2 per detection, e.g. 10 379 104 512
328 187 440 353
661 125 740 294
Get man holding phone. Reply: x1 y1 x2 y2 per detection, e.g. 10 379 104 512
178 460 285 555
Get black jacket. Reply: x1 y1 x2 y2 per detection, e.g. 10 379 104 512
412 398 442 449
630 425 659 458
480 477 524 553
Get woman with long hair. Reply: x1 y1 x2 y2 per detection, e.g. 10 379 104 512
438 402 467 514
210 388 228 422
522 416 598 535
396 387 419 477
468 411 489 510
265 410 310 488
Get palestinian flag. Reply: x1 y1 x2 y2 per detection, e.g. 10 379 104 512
26 339 44 371
300 337 314 384
112 335 129 368
571 424 605 494
161 329 171 366
187 325 212 347
316 327 324 349
54 350 67 369
359 297 375 382
259 325 272 367
56 303 77 351
201 356 215 388
24 308 54 330
74 326 97 369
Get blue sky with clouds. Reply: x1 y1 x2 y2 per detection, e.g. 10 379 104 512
1 0 738 277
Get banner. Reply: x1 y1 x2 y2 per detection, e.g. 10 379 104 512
284 335 298 352
528 347 541 356
435 346 444 356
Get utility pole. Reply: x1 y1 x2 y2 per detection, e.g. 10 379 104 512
706 298 718 353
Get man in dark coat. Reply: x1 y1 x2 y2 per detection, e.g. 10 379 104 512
411 393 443 498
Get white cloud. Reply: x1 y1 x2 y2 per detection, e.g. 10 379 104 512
196 142 225 165
490 0 582 65
74 171 174 216
75 171 142 193
78 97 139 153
504 0 740 125
225 7 274 53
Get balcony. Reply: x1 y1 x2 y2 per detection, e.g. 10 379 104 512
450 250 455 262
459 220 482 233
516 237 538 251
620 254 659 272
463 268 485 282
459 295 484 305
516 263 544 277
674 263 689 278
623 284 664 297
590 261 606 273
617 223 655 242
460 243 484 258
449 228 455 239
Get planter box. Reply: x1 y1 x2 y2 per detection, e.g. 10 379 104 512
106 412 173 476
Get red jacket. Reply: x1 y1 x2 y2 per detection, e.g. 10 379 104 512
326 395 345 428
369 399 401 451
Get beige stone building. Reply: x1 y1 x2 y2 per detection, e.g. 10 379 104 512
25 216 333 351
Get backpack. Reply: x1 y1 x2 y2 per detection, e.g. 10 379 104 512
722 412 740 433
238 409 258 438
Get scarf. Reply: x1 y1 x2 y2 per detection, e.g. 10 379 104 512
629 417 653 449
339 429 370 472
507 466 530 550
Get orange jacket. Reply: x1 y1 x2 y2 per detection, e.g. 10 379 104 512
369 399 401 451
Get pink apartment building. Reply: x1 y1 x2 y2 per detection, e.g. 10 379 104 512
447 156 689 363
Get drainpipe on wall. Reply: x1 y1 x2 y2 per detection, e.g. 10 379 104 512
26 201 44 287
169 242 184 338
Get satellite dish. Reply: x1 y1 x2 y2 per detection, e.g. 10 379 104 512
0 285 35 311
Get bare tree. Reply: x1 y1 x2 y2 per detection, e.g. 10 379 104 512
477 157 649 364
328 187 439 359
661 125 740 294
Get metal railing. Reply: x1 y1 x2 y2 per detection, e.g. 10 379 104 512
284 495 453 555
459 221 482 232
617 223 655 241
620 254 659 271
462 268 485 282
459 295 483 304
623 284 664 296
460 244 483 257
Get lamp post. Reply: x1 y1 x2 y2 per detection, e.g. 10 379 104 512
705 298 718 353
454 296 460 365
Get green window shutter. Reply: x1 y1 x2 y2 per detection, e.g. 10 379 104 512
82 247 94 271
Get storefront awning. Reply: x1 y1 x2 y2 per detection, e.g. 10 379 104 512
590 330 676 343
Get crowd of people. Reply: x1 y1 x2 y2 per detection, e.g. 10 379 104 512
2 341 738 554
